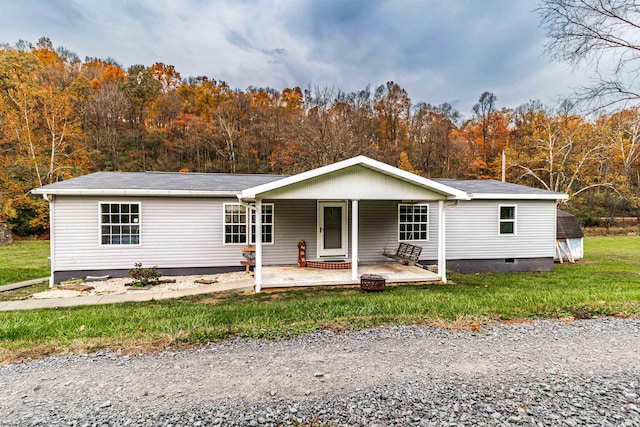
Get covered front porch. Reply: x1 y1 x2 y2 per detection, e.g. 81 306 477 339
241 156 469 292
262 263 439 288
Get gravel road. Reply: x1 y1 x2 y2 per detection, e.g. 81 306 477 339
1 318 639 426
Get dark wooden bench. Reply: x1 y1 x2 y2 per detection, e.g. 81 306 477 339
383 242 423 266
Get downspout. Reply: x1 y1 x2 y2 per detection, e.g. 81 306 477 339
42 193 55 288
438 199 460 283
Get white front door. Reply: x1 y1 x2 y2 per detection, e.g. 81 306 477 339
318 201 348 257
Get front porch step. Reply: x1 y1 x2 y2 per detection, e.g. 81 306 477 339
306 260 352 270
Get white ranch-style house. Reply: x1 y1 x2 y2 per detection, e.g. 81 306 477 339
32 156 568 291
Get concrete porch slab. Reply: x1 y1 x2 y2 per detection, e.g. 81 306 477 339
262 263 439 288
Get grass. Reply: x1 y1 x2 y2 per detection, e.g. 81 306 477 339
0 240 50 286
0 281 50 302
0 236 638 364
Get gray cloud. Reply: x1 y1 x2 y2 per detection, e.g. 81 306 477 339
0 0 591 117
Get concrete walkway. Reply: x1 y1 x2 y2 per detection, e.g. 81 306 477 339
0 279 254 312
0 277 49 292
0 263 437 312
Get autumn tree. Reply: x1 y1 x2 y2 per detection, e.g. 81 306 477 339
210 92 251 174
0 45 88 234
247 87 302 173
602 108 640 186
407 102 459 177
119 64 162 170
150 62 182 92
373 81 410 164
506 103 621 199
84 84 131 169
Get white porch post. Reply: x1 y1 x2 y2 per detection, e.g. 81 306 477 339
351 199 359 281
437 200 447 283
255 199 263 292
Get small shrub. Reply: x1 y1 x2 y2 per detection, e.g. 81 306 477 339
128 262 161 287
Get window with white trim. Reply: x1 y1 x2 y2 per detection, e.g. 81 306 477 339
398 204 429 241
224 204 247 244
224 203 275 244
499 205 517 235
100 203 140 245
251 204 274 244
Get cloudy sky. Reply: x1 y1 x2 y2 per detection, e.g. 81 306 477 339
0 0 591 116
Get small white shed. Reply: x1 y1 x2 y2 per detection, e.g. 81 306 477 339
556 210 584 261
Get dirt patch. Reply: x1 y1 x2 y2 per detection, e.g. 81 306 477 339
501 318 534 325
29 271 252 300
0 336 197 366
429 316 495 331
58 284 94 292
321 322 349 334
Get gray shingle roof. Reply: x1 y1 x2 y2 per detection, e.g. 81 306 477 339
33 171 287 193
33 169 565 200
432 179 565 197
557 210 584 239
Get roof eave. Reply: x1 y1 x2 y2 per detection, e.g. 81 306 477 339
31 188 240 197
469 193 569 200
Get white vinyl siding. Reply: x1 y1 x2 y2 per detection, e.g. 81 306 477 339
53 197 255 272
357 200 438 263
499 205 517 235
51 197 556 274
445 200 556 259
99 202 140 245
259 200 317 264
398 204 429 241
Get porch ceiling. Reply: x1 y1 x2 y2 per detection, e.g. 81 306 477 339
261 263 439 288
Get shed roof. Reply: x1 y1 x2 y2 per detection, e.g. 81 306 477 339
31 171 286 197
557 210 584 239
432 179 568 200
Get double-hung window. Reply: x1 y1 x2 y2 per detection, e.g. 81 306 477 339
499 205 517 235
100 202 140 245
251 204 274 244
398 204 429 241
224 204 248 244
224 203 274 244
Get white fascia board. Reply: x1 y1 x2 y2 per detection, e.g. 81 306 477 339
30 188 240 197
469 193 569 200
240 156 364 198
241 155 470 200
358 157 470 199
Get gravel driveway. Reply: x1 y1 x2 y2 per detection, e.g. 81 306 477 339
1 318 639 426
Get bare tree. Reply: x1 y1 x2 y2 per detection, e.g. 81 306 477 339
472 91 497 162
84 84 130 170
408 102 459 176
538 0 640 109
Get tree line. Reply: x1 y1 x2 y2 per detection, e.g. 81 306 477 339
0 37 638 236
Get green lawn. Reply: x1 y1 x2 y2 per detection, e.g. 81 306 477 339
0 240 49 286
0 236 638 363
